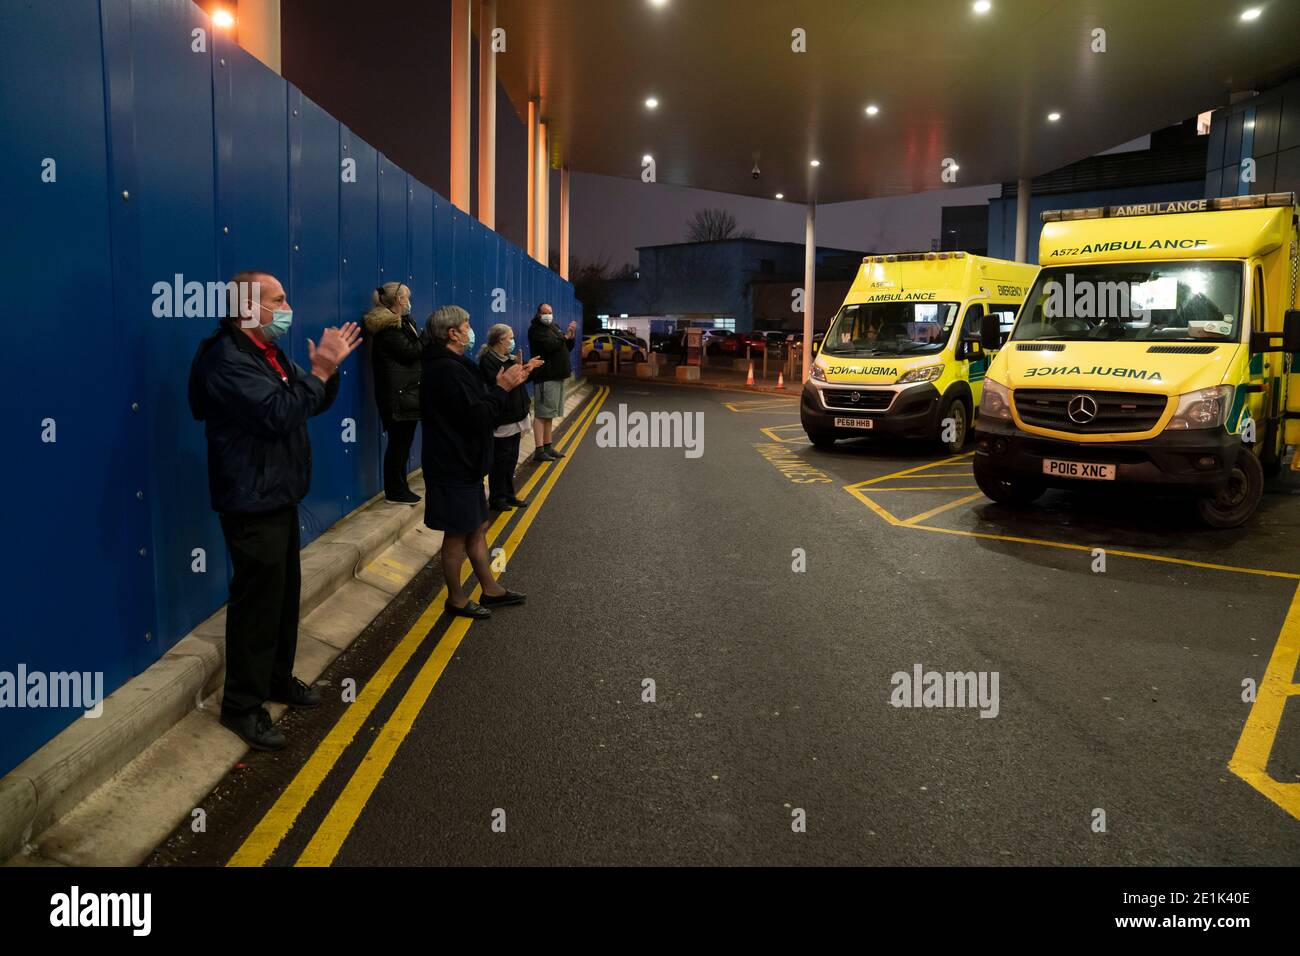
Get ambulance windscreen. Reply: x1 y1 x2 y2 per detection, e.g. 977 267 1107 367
821 301 960 357
1010 262 1242 343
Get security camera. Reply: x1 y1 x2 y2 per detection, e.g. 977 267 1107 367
751 162 761 180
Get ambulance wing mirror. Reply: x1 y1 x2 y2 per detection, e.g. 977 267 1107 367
1258 311 1300 353
1285 310 1300 353
979 313 1003 352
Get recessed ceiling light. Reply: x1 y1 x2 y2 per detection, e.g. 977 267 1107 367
212 8 235 28
1047 111 1061 122
642 154 653 163
1240 7 1262 21
973 0 992 14
645 97 659 109
775 193 784 199
810 159 821 167
649 0 669 7
865 104 880 116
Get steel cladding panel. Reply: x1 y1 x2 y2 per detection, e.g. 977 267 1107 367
0 0 581 775
0 0 141 775
126 0 226 649
289 88 352 541
339 127 382 502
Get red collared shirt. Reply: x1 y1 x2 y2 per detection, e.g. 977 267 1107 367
248 331 288 381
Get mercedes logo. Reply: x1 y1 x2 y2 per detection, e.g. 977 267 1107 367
1067 394 1098 424
850 391 861 404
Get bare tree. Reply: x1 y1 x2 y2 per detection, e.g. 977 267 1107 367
686 208 754 243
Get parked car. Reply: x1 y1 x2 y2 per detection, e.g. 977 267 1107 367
582 334 645 363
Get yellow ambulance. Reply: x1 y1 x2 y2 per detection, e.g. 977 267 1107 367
801 252 1038 453
973 193 1300 528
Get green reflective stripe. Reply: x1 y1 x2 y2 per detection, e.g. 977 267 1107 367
1249 352 1265 374
1228 384 1249 431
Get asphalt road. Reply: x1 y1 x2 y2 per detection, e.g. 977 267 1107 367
152 380 1300 866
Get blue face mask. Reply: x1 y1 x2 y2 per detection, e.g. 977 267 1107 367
461 325 475 352
259 303 293 341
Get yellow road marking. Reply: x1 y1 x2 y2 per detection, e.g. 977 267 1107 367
724 399 799 413
227 386 607 867
294 387 610 866
1229 581 1300 820
759 424 812 443
901 493 986 527
869 485 979 492
843 450 1300 821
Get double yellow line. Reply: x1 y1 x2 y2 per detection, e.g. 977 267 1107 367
229 385 610 866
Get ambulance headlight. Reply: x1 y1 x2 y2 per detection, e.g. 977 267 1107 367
810 363 827 382
895 365 942 385
1165 385 1232 430
979 379 1013 420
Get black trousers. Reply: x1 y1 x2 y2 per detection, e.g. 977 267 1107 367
383 418 418 496
219 506 301 717
489 432 521 503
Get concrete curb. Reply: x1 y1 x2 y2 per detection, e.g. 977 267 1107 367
0 378 591 866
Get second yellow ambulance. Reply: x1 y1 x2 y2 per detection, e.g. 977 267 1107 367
801 252 1039 452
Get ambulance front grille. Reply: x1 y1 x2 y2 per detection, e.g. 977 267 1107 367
1013 389 1168 433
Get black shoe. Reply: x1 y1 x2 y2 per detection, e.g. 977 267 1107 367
480 588 526 607
219 708 286 751
445 599 492 619
531 448 550 464
268 676 322 708
505 496 529 508
385 490 421 504
544 444 565 460
488 497 514 511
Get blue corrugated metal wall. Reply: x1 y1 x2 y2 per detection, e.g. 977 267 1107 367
0 0 580 776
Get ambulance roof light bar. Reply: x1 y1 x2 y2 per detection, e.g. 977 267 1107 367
1041 192 1296 223
862 251 968 263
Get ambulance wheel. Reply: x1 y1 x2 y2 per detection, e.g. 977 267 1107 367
937 397 970 454
1196 449 1263 529
807 430 837 448
973 455 1044 506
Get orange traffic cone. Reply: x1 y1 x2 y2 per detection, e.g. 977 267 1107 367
776 371 785 390
746 362 754 386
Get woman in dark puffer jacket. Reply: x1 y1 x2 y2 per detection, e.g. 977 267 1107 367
364 282 422 503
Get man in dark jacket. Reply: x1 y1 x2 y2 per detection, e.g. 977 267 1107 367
526 303 577 463
188 270 361 751
363 282 422 503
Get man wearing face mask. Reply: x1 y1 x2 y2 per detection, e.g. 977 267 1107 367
526 303 578 463
188 270 362 751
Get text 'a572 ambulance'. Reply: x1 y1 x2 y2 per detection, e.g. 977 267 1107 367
801 252 1038 453
973 193 1300 528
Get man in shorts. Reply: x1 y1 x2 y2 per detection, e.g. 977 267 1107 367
526 303 577 462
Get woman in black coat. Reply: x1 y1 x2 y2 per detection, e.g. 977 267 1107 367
421 306 533 620
478 323 540 511
364 282 422 503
